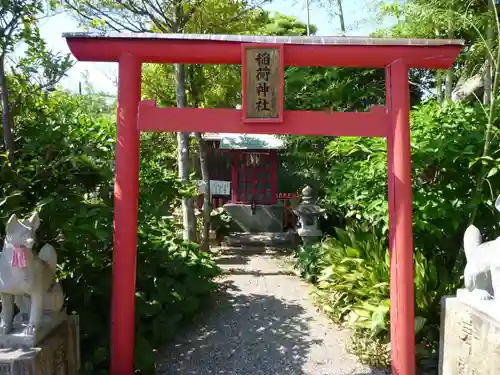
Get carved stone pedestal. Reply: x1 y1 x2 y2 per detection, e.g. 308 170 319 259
0 312 68 349
439 296 500 375
0 315 80 375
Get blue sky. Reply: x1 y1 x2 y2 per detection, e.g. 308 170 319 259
37 0 390 95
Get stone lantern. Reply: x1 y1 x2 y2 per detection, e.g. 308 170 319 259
293 185 324 245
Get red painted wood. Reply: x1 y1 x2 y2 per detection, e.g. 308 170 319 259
386 65 399 371
270 151 278 205
111 54 141 375
138 101 390 137
242 153 247 202
387 60 415 375
66 38 461 69
241 43 284 123
231 151 238 203
232 151 276 204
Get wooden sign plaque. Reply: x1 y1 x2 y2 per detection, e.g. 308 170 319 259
241 44 284 123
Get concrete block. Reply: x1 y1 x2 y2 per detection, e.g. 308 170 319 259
223 203 284 232
439 296 500 375
0 315 80 375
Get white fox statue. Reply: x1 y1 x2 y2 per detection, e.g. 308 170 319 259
0 212 64 336
462 195 500 301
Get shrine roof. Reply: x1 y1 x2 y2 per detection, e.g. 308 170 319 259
203 133 284 150
63 32 464 47
63 32 464 69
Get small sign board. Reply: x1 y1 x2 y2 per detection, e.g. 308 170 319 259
197 180 231 197
241 44 284 123
211 180 231 196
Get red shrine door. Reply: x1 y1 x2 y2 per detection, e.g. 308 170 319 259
63 32 463 375
232 150 278 204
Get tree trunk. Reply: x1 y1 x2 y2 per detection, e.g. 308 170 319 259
444 67 454 101
444 71 454 101
484 18 494 105
174 63 196 241
187 64 211 251
305 0 311 35
336 0 346 35
444 16 454 101
484 61 493 106
436 71 443 103
195 133 211 251
433 27 444 103
0 55 15 165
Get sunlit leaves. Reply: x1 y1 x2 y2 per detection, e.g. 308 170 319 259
1 81 221 374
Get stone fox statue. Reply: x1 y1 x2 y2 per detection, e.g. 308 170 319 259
463 195 500 300
0 213 64 335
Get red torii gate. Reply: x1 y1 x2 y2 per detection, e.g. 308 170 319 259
63 32 463 375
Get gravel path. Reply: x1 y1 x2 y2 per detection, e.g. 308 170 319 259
158 247 383 375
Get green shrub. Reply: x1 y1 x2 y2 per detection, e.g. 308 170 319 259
322 100 500 260
0 88 221 374
312 225 389 331
210 206 233 243
293 243 325 283
300 223 460 371
287 100 500 371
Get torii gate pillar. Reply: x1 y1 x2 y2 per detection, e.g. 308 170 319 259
386 60 415 375
111 54 142 375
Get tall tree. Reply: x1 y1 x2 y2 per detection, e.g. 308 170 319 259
1 0 46 164
64 0 198 241
140 5 271 247
375 0 491 103
1 0 72 165
65 0 267 242
373 0 500 229
64 0 270 240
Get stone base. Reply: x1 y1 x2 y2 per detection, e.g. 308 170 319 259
439 296 500 375
225 231 297 248
297 228 321 237
0 312 68 349
297 228 322 245
0 315 80 375
300 236 322 245
223 203 285 232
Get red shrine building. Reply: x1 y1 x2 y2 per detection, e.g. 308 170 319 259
200 132 296 232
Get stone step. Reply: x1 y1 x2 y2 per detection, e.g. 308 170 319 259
224 231 299 248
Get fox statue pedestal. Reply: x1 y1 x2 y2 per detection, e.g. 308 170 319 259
0 310 68 349
439 296 500 375
0 213 80 375
0 316 81 375
439 194 500 375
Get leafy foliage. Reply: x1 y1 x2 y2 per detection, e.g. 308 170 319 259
290 99 500 372
323 100 500 249
294 222 459 370
210 207 233 243
279 65 424 200
0 83 221 374
3 2 500 375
